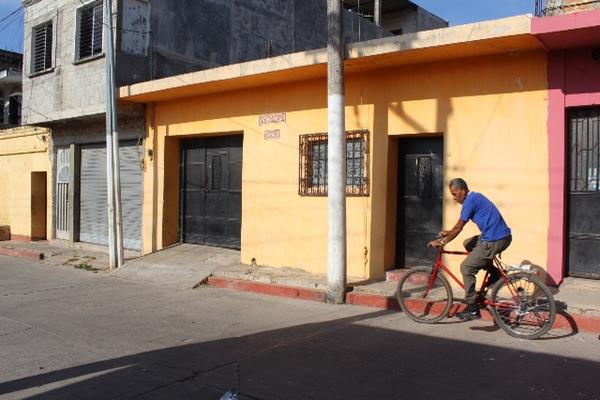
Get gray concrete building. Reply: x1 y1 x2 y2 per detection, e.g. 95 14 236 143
343 0 447 35
20 0 391 251
0 50 22 128
22 0 387 126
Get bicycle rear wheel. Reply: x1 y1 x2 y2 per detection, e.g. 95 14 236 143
396 267 453 323
489 272 556 339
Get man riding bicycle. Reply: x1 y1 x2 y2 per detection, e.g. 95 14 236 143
428 178 512 320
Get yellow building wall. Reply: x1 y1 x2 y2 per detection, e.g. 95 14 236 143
0 127 52 240
370 51 549 283
143 49 549 281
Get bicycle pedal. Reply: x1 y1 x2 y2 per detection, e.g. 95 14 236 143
456 309 481 320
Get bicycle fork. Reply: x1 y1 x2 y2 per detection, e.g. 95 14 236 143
423 260 443 299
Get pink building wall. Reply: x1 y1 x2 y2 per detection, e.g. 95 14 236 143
533 10 600 284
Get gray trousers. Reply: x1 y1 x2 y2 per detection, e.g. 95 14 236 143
460 235 512 304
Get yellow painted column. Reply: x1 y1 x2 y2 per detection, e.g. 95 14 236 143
142 103 157 254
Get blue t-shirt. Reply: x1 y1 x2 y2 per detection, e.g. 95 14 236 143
460 192 511 242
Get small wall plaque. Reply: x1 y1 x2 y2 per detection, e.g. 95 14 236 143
258 112 286 126
264 129 281 140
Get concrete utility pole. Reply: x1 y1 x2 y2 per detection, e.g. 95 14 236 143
104 0 124 268
326 0 347 304
374 0 382 27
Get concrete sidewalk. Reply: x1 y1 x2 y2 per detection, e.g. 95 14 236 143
111 243 240 288
0 239 139 271
207 263 600 334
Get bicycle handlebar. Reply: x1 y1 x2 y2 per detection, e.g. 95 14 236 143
429 235 468 255
440 249 469 256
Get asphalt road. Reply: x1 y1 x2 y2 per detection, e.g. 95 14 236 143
1 255 599 400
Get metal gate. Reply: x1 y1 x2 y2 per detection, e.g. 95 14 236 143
567 107 600 279
180 135 242 248
396 137 444 267
56 147 70 240
80 143 143 250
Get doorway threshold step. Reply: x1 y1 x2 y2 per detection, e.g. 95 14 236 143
385 268 410 282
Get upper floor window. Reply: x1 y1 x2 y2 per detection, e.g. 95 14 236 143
76 2 103 61
31 22 53 74
8 94 22 125
299 130 370 196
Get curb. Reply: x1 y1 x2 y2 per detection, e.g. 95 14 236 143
0 246 44 261
207 276 327 302
207 276 600 335
553 312 600 333
346 292 400 309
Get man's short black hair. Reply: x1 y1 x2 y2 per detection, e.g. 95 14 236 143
449 178 469 191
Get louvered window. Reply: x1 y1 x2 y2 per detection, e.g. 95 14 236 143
32 22 53 73
77 2 103 60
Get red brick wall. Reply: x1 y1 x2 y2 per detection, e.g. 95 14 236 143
546 0 600 15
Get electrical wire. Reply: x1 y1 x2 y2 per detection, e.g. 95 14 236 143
0 7 23 36
0 6 22 25
4 9 24 53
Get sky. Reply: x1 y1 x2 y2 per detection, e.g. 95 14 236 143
0 0 537 53
411 0 535 25
0 0 24 53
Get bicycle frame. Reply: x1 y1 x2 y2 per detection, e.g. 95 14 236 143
396 244 557 338
428 247 525 309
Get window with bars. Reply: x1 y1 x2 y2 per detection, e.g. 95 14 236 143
31 22 53 74
8 94 21 125
299 130 369 196
569 108 600 193
403 155 443 199
77 2 103 61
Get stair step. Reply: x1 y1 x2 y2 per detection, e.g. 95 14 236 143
385 268 410 282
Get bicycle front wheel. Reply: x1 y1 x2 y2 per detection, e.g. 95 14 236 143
489 272 556 339
396 267 453 323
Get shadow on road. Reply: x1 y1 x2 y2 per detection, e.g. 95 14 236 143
0 310 598 400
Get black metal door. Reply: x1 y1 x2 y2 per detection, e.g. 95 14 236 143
396 137 443 267
567 108 600 279
180 135 242 248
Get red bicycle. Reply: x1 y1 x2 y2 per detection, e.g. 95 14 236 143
395 244 557 339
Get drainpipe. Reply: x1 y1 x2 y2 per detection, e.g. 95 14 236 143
327 0 347 304
374 0 382 26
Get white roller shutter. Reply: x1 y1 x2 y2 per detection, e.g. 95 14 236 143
80 143 142 250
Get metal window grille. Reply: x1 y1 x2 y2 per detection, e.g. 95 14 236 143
535 0 546 16
32 22 52 73
404 156 433 198
78 2 103 60
569 108 600 193
211 155 222 190
299 130 369 196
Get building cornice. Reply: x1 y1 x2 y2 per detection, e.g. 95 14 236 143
119 15 539 103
